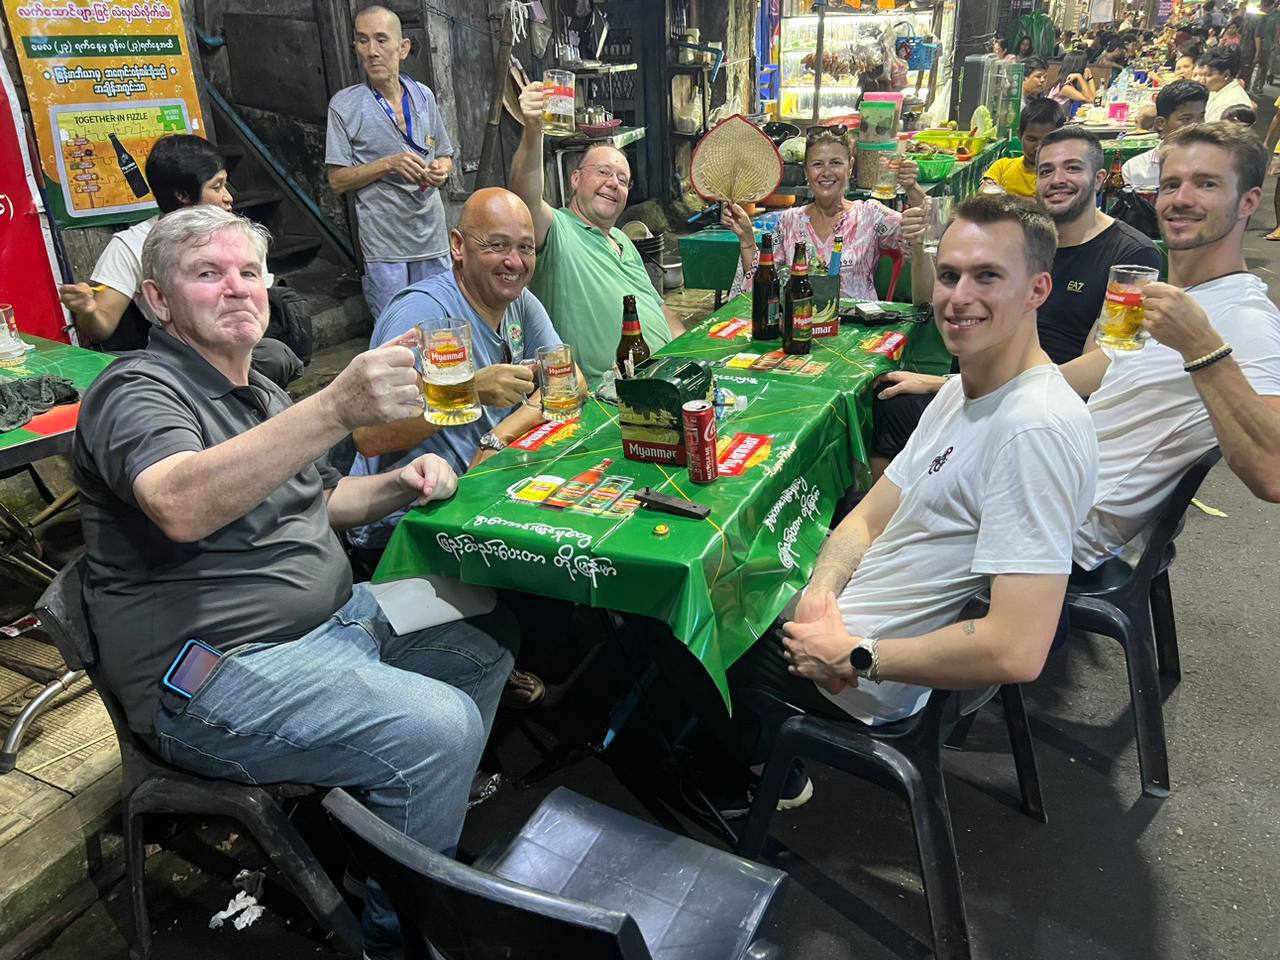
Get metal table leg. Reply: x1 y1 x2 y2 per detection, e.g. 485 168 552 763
28 487 79 528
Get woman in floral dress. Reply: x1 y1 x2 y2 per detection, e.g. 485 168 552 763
721 128 930 304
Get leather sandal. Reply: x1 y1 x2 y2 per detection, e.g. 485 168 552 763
500 668 546 709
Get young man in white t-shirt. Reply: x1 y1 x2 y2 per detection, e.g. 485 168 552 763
1060 122 1280 569
769 195 1098 726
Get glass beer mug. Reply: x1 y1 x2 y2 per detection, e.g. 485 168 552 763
419 319 482 426
542 69 576 136
536 343 582 422
1095 264 1159 353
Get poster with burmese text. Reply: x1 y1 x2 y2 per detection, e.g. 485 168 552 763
2 0 206 227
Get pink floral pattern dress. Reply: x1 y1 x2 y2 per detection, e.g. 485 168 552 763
730 200 908 302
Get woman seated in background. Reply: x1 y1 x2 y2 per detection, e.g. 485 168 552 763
980 98 1067 198
720 127 929 303
1049 51 1098 116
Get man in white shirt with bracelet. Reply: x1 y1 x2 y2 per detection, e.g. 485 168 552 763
1067 122 1280 568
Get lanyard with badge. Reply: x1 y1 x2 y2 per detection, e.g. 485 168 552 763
370 77 433 197
369 77 430 158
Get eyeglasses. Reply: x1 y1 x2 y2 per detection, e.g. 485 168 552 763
463 233 537 258
806 124 850 141
584 164 633 189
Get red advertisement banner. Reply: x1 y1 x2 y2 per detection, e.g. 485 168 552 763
0 57 67 341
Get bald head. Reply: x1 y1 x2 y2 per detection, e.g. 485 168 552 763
354 4 401 37
353 4 408 85
450 189 537 311
459 187 535 236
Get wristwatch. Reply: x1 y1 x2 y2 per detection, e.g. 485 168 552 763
478 432 506 453
848 636 880 682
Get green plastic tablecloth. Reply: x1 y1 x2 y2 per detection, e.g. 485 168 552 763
0 335 114 460
374 295 953 706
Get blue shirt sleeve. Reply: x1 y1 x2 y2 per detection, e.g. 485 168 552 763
519 290 564 354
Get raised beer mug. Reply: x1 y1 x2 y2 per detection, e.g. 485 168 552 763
541 69 577 136
536 343 581 423
419 319 482 426
1095 264 1159 354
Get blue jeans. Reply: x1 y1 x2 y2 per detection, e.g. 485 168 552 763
153 583 518 959
362 255 452 322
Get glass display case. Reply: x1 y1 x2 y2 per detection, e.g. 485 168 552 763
776 8 935 121
980 60 1025 140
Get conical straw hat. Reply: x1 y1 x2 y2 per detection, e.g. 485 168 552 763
691 114 783 204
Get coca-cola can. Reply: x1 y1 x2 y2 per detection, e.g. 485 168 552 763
682 400 719 484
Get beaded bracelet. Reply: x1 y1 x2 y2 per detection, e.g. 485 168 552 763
740 244 761 285
1183 342 1233 373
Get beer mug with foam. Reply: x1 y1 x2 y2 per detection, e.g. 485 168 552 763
419 319 481 426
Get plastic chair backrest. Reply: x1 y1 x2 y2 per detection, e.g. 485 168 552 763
1131 446 1222 583
35 556 94 671
322 788 651 960
36 555 173 785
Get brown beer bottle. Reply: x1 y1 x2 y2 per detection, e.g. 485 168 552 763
751 234 781 341
1104 156 1125 200
615 295 650 378
783 243 813 356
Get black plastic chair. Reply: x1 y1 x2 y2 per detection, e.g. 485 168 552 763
1065 446 1222 798
324 784 787 960
736 684 1045 960
34 559 361 959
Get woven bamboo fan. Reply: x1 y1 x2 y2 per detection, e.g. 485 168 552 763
691 114 783 204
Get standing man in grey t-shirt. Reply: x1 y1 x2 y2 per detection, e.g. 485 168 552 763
326 5 454 321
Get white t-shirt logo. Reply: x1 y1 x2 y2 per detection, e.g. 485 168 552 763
928 445 954 475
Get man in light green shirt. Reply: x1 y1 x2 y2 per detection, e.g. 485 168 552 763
511 82 682 387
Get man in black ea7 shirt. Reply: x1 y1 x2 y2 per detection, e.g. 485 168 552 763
1034 127 1162 363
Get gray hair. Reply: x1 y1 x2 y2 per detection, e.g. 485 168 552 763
141 206 271 293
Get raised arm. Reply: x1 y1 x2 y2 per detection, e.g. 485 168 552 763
1143 282 1280 502
720 202 759 277
133 340 423 543
353 362 537 458
512 82 557 248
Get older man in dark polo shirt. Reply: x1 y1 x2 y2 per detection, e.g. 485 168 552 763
72 205 517 960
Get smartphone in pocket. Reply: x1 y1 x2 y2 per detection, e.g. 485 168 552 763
162 638 222 699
